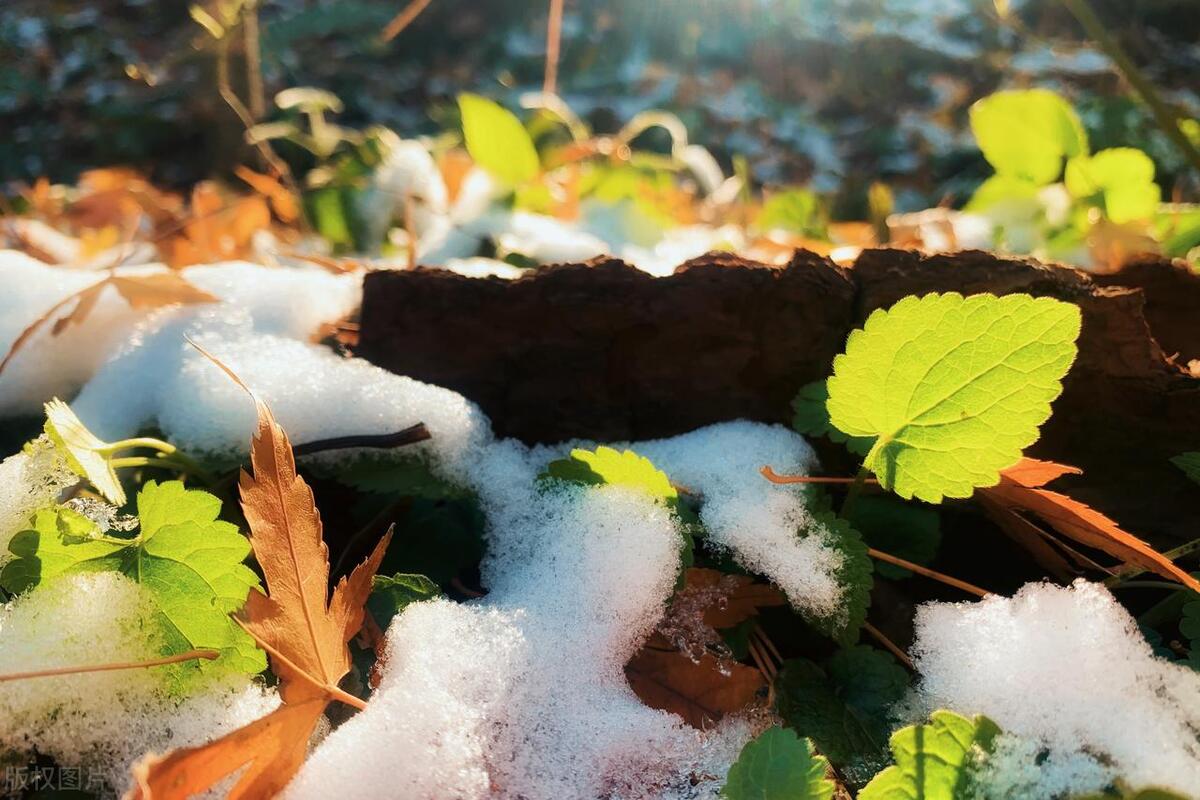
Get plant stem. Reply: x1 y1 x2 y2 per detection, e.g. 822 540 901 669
0 649 217 683
867 548 991 598
1103 537 1200 587
242 0 265 120
379 0 435 43
292 423 431 457
839 466 872 519
544 0 564 95
862 622 914 670
1059 0 1200 175
327 684 368 711
102 438 216 485
760 465 879 485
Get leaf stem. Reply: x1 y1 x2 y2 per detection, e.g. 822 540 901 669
867 547 991 598
862 622 914 670
839 466 872 519
327 684 368 711
759 465 879 485
1103 537 1200 587
0 649 218 683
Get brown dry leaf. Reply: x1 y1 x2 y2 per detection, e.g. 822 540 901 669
163 183 272 268
69 168 182 232
78 226 122 259
978 458 1200 593
626 633 766 729
0 272 218 377
683 568 785 629
127 344 392 798
235 166 300 223
438 148 476 205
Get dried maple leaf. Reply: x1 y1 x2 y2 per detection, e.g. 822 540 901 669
683 568 785 629
626 633 766 729
125 344 392 799
978 458 1200 593
0 272 218 376
162 182 272 268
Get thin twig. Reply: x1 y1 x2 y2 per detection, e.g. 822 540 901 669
1104 537 1200 586
544 0 565 95
867 547 991 598
1059 0 1200 175
760 465 879 486
292 422 431 457
862 622 914 670
243 1 266 120
379 0 435 43
0 649 218 683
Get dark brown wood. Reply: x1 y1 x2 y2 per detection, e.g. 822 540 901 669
356 248 1200 545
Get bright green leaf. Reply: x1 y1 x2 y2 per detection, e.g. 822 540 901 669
969 89 1087 184
791 380 873 456
1 481 264 679
544 446 678 504
458 93 540 186
756 188 827 238
721 726 836 800
964 174 1040 214
846 496 940 580
1065 148 1160 223
43 398 124 506
827 293 1081 503
859 710 1001 800
1173 453 1200 485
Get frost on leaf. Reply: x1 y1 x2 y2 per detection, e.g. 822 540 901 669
827 293 1081 503
858 710 1000 800
721 726 836 800
1 480 265 679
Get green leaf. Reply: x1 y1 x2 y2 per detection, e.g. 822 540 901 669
543 446 678 504
325 454 470 499
1170 453 1200 485
756 188 827 238
458 93 540 186
367 572 441 629
827 293 1081 503
721 726 836 800
859 710 1001 800
846 496 940 580
791 380 873 456
806 511 872 645
775 646 908 785
969 89 1087 184
964 174 1040 214
1065 148 1160 224
377 497 486 587
1 481 264 679
43 398 124 506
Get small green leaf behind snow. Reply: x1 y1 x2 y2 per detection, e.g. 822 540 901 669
721 726 836 800
827 293 1081 503
368 573 441 630
805 511 872 646
845 495 941 580
1 480 264 682
791 380 873 456
858 710 1001 800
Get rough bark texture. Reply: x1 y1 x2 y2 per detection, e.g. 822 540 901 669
357 248 1200 544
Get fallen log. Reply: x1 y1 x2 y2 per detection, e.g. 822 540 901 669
357 248 1200 544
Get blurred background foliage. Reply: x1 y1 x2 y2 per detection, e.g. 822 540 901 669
1 0 1198 216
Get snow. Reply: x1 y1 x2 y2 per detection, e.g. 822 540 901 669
911 580 1200 797
0 572 279 794
0 437 75 565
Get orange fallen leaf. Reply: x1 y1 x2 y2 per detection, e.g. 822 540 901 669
626 634 765 729
162 183 272 268
125 343 392 799
235 166 300 223
978 458 1200 594
0 272 218 377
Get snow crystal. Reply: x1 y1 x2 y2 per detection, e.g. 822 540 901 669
0 437 75 564
911 580 1200 797
0 572 279 793
634 422 845 621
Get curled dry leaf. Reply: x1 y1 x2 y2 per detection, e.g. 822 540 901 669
0 271 218 377
235 166 300 223
125 342 392 800
161 182 272 268
978 458 1200 593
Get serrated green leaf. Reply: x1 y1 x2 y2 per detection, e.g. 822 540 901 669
791 380 873 456
776 646 907 785
458 93 540 186
1 481 264 679
721 726 836 800
806 511 872 645
846 496 940 580
544 446 678 503
327 454 470 499
1170 453 1200 486
970 89 1087 184
1065 148 1160 224
827 293 1081 503
367 572 441 629
859 710 1001 800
